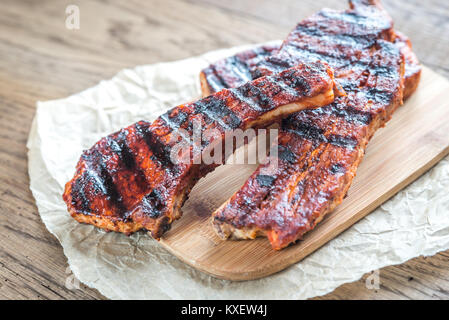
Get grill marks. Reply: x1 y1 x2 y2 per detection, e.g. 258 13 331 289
204 63 328 126
299 104 372 126
283 121 326 144
301 8 392 42
160 109 189 131
209 0 410 249
141 189 165 219
365 86 394 104
292 25 374 48
256 175 276 187
226 56 253 84
260 56 293 74
93 152 127 214
73 149 126 218
282 106 360 150
67 121 174 222
194 95 242 130
70 172 92 214
230 81 275 112
327 105 372 125
201 44 279 92
327 134 358 149
107 132 135 170
135 121 173 169
208 65 229 92
229 87 264 112
106 132 152 195
64 61 336 237
280 69 312 95
278 145 297 163
317 9 391 37
254 6 395 86
71 128 159 219
217 135 322 223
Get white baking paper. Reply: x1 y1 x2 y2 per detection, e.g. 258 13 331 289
27 42 449 300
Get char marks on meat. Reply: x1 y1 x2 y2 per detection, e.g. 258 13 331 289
201 43 280 96
210 0 421 249
63 63 338 238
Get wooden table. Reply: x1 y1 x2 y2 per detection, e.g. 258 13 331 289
1 0 448 300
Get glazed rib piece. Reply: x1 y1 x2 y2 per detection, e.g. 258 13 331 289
210 0 412 249
63 63 338 238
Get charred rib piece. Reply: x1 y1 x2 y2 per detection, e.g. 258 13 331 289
63 63 338 238
211 0 414 249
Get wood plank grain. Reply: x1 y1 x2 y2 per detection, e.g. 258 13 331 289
0 0 448 299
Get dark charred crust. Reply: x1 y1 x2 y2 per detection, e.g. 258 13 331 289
263 56 292 70
293 25 375 47
283 121 326 144
229 87 263 112
235 82 274 111
330 163 347 174
95 152 126 213
195 96 242 130
141 189 164 218
202 44 280 93
278 145 297 163
206 66 229 93
331 106 372 125
256 175 276 187
298 103 373 126
365 87 394 104
372 65 397 76
250 68 264 81
227 56 253 82
280 70 311 95
135 121 173 168
161 218 171 233
79 149 128 216
107 131 135 170
211 65 229 88
160 109 189 130
71 173 91 214
318 8 390 31
284 43 362 65
327 134 358 149
84 169 106 196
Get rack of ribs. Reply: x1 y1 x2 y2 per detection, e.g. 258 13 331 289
208 0 421 250
63 62 339 238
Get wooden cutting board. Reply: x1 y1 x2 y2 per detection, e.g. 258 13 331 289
160 66 449 281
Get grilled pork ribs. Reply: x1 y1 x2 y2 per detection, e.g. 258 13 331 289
207 0 422 249
64 0 422 250
63 63 338 238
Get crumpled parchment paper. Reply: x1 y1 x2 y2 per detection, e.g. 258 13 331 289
27 42 449 300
